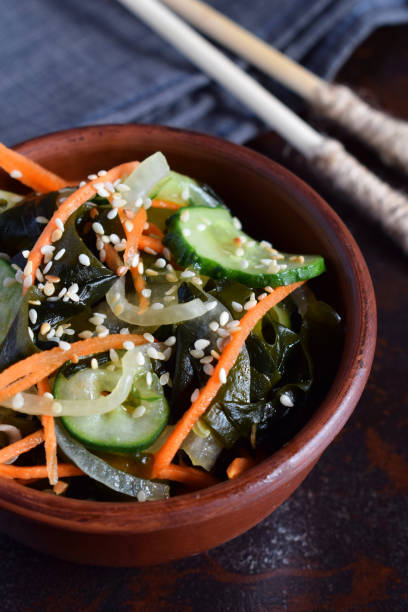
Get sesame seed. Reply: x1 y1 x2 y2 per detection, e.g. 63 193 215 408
209 321 219 332
131 254 140 268
123 341 135 351
217 328 230 338
125 221 134 232
190 349 204 359
36 269 44 282
28 309 37 325
22 250 30 259
144 247 157 256
59 341 71 351
43 392 54 400
154 258 166 269
226 320 240 329
141 288 151 298
268 262 281 274
219 368 227 384
164 336 176 347
144 268 158 277
203 364 214 376
200 355 214 364
137 490 147 502
28 327 34 341
206 301 217 311
88 174 97 180
23 275 33 289
151 303 164 310
244 300 257 310
91 358 99 370
280 392 294 408
98 170 107 177
52 402 63 415
51 229 63 243
23 261 33 276
55 218 64 231
232 217 242 230
43 261 53 275
195 338 210 351
79 254 91 266
135 351 145 366
78 330 93 339
219 311 229 327
146 371 153 386
165 273 178 283
181 270 195 278
137 262 144 274
211 349 220 360
231 301 243 313
54 248 66 261
240 260 249 269
190 388 200 402
107 208 118 220
46 329 56 339
159 373 170 386
97 328 110 338
40 322 51 336
79 180 87 188
57 288 67 299
99 249 106 263
64 329 75 336
260 240 272 248
10 169 22 179
163 347 172 361
258 292 267 301
182 228 191 237
261 258 272 265
89 315 104 326
133 405 146 419
92 222 104 235
197 224 206 231
180 210 190 222
113 303 124 316
68 283 79 295
12 393 24 409
235 248 245 257
117 266 128 276
36 216 49 225
143 333 155 343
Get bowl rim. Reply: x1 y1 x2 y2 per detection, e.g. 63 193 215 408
0 124 376 534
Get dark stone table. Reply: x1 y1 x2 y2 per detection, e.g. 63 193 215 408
1 25 407 612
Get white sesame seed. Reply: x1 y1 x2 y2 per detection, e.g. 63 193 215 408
10 169 22 179
125 221 134 232
51 229 63 243
55 218 64 231
182 228 191 237
261 240 272 248
240 259 249 269
22 250 30 259
57 288 67 299
145 268 158 277
64 329 75 336
261 258 272 265
209 321 219 332
159 373 170 386
110 234 120 245
231 301 243 312
46 328 56 340
141 288 151 298
123 341 135 351
144 247 158 256
197 224 206 231
36 216 49 225
117 266 128 276
39 322 51 336
91 358 99 370
23 261 33 276
78 330 93 339
235 248 245 257
258 292 268 301
97 328 110 338
217 328 230 338
54 248 66 261
268 262 281 274
137 490 147 502
28 309 37 325
97 188 110 198
43 392 54 400
79 180 87 188
181 270 195 278
146 371 153 386
43 261 53 275
116 183 131 192
136 352 145 366
280 392 294 408
219 368 227 384
23 275 33 289
203 364 214 376
59 341 71 351
165 273 178 283
195 338 210 351
151 303 164 310
12 393 24 409
99 249 106 263
191 388 200 402
35 269 44 282
52 402 63 415
92 222 104 235
133 405 146 418
244 300 257 310
138 262 144 275
79 254 91 266
89 315 104 326
211 349 220 360
206 301 217 312
163 347 172 361
154 258 166 269
226 320 240 329
232 217 242 230
102 235 110 244
131 254 140 268
88 174 97 180
164 336 176 347
98 170 107 177
190 349 204 359
68 283 79 295
219 311 229 327
107 208 118 220
28 327 34 341
143 333 155 343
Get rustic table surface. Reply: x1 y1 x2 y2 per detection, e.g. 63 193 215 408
1 26 407 612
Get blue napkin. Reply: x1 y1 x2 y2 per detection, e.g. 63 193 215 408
0 0 407 145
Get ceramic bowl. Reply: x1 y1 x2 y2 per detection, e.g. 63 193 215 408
0 125 376 566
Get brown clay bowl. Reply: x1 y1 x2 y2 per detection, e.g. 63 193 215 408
0 124 376 566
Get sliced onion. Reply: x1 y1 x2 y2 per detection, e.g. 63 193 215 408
181 428 223 471
107 277 209 326
123 152 170 210
0 348 143 417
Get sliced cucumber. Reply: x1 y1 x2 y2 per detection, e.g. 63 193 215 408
0 259 22 344
150 171 222 208
55 352 169 453
164 207 325 288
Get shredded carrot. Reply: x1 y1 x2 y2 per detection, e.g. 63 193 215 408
143 222 164 239
23 161 140 293
118 206 147 266
53 480 69 495
0 429 44 465
152 281 305 478
158 464 219 489
104 243 128 276
139 235 164 254
130 268 149 313
226 457 255 480
0 464 82 480
0 334 147 402
38 378 58 486
151 199 183 210
0 142 67 193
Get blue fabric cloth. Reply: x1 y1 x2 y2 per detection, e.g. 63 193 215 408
0 0 407 146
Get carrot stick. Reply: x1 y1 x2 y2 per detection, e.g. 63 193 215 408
0 142 67 193
23 161 140 293
0 334 147 402
0 430 44 464
152 281 305 477
118 206 147 266
0 464 82 480
226 457 255 480
38 378 58 486
151 199 183 210
143 222 164 239
104 243 128 277
139 235 164 254
158 464 219 489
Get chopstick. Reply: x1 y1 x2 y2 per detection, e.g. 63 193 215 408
162 0 408 176
118 0 408 253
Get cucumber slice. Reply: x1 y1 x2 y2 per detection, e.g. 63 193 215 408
151 171 222 208
0 259 22 344
55 353 169 453
164 207 325 288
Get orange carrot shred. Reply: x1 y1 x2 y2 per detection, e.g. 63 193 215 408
139 235 164 254
23 161 140 293
0 142 67 193
0 334 147 402
38 378 58 486
150 199 183 210
152 282 305 478
0 429 44 465
104 243 127 276
143 222 164 239
158 464 219 489
118 206 147 267
0 464 83 480
226 457 255 480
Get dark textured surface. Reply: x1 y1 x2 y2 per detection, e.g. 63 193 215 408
1 25 407 611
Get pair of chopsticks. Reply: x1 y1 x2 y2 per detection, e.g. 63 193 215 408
118 0 408 253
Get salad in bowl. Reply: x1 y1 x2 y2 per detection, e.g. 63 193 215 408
0 144 342 502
